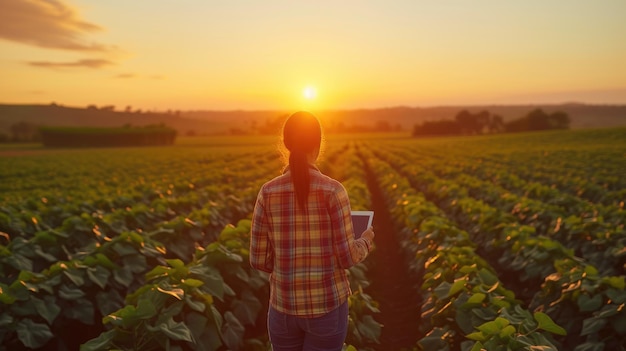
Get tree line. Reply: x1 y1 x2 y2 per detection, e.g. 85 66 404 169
39 125 177 147
412 108 570 137
1 122 177 146
0 121 40 142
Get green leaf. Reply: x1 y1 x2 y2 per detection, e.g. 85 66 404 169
64 298 94 325
603 276 625 290
477 317 509 335
113 265 134 287
63 269 85 286
455 309 474 334
434 281 452 299
465 332 486 341
477 268 498 286
87 265 111 289
418 328 449 350
219 225 239 241
37 274 61 295
606 289 626 304
31 296 61 325
182 278 204 288
135 298 158 320
0 314 13 327
221 311 244 350
158 317 194 342
213 244 243 263
80 329 116 351
105 298 156 328
199 268 227 301
59 284 86 300
145 265 170 281
232 265 250 283
0 283 16 304
231 289 262 326
573 342 606 351
208 304 223 330
499 325 516 338
157 286 184 300
466 292 486 305
534 312 567 336
104 306 132 327
166 258 185 269
448 278 466 297
185 295 206 312
610 312 626 335
21 279 39 293
580 317 607 336
16 319 54 349
9 299 37 315
459 265 477 274
95 253 117 270
186 312 223 351
7 253 33 271
470 306 495 322
95 290 124 316
584 265 599 277
34 246 57 262
577 294 603 312
123 253 147 273
469 341 485 351
356 315 382 343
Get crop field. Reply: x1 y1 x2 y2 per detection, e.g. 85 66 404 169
1 128 625 351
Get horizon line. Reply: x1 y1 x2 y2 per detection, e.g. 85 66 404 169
2 101 626 113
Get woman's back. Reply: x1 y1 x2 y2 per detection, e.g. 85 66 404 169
253 166 360 316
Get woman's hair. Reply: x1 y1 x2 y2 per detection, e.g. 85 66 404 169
282 111 322 209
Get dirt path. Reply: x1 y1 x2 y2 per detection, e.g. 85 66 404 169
361 154 423 350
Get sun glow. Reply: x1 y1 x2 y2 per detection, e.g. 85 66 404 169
303 86 317 100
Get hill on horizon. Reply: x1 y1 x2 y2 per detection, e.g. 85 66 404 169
1 103 625 136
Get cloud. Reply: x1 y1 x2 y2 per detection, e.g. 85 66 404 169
114 73 166 80
115 73 136 79
28 59 114 69
0 0 113 52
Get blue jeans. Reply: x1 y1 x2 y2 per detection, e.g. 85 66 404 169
268 301 349 351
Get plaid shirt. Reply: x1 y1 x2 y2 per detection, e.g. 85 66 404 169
250 165 370 317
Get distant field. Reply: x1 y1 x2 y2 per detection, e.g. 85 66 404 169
1 127 625 350
2 103 626 136
0 132 409 157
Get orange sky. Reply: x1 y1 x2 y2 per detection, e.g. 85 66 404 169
1 0 625 111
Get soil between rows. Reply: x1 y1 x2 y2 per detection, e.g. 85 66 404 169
362 157 423 351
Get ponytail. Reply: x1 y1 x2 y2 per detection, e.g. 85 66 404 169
282 111 322 210
289 150 310 209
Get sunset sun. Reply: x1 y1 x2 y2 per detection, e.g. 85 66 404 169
303 86 317 100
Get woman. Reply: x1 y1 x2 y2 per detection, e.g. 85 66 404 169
250 111 375 351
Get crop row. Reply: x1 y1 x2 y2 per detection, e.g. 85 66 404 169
0 144 382 351
1 150 278 350
320 142 382 350
404 130 626 206
378 143 625 277
365 142 625 350
358 144 567 350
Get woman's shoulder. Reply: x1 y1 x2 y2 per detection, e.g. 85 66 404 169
260 172 292 191
312 171 346 192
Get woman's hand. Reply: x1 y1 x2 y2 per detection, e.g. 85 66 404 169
361 226 375 247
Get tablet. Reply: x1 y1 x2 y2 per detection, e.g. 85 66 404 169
351 211 374 239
